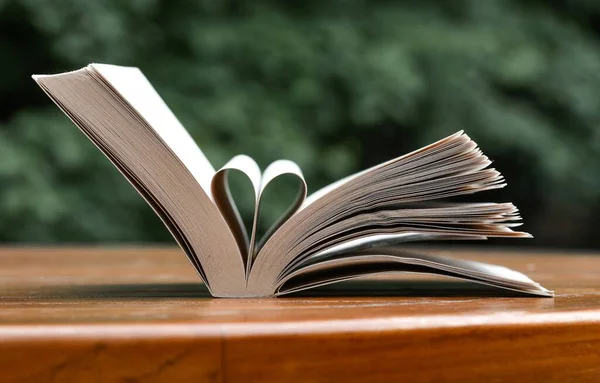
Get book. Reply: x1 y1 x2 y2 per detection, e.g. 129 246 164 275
32 64 553 298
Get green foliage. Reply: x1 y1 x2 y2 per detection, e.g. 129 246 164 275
0 0 598 246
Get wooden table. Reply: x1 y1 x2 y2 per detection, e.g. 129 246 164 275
0 247 599 382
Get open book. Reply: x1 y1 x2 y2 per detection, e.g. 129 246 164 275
33 64 553 298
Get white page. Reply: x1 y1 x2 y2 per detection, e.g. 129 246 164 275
33 66 247 297
90 64 216 195
211 154 262 262
255 160 307 252
276 250 553 297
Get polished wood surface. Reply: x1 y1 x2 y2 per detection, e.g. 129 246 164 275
0 247 599 382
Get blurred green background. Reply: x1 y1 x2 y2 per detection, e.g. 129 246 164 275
0 0 599 248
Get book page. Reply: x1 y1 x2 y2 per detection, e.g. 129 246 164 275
210 157 306 275
90 64 216 196
254 160 307 253
296 232 485 268
302 131 465 208
212 154 261 267
34 65 247 297
248 132 532 296
276 249 553 297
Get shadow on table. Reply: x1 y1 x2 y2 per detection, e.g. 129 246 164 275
287 279 538 298
33 279 538 299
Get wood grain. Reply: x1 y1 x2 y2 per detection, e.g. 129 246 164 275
0 246 599 382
